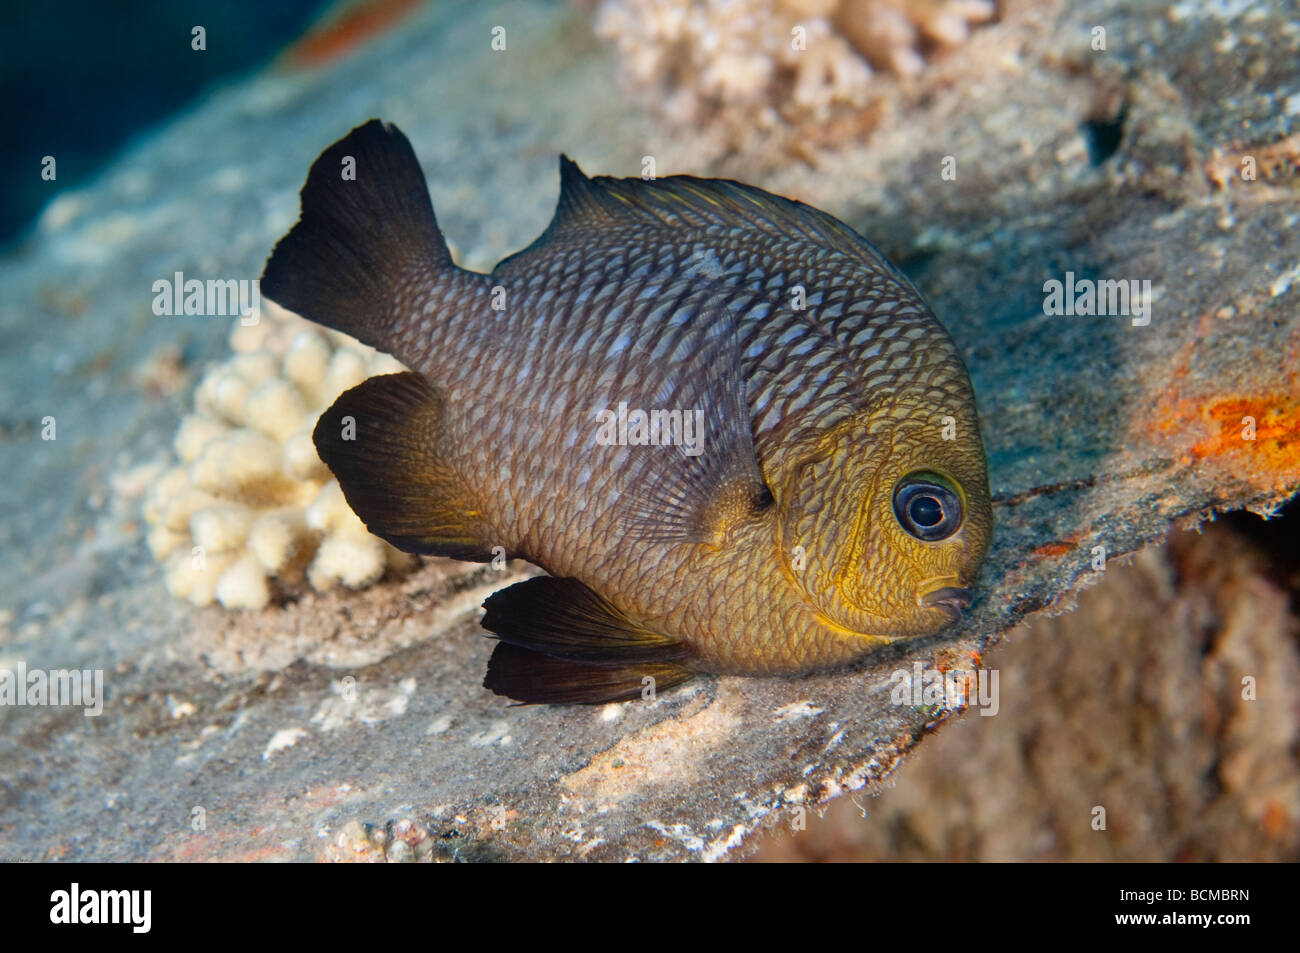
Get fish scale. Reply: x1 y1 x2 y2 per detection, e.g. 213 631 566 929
262 120 993 702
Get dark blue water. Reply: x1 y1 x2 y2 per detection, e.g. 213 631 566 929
1 0 330 248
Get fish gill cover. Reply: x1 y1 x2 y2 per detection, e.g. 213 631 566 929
0 0 1296 864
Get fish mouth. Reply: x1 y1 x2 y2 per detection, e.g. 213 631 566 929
918 585 974 622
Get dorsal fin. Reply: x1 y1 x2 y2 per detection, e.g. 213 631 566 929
553 154 613 228
522 156 910 283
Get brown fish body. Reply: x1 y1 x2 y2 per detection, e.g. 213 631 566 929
364 275 864 675
262 120 993 702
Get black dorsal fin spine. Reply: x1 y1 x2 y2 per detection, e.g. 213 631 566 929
554 154 611 226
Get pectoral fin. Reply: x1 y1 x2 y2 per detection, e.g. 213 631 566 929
613 290 773 545
313 372 498 560
480 576 695 705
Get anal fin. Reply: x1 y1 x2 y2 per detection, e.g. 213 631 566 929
480 576 695 705
313 372 497 560
485 644 695 705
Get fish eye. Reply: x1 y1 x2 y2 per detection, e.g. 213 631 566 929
892 473 963 542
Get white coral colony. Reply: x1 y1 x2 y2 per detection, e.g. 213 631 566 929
143 301 418 610
595 0 996 124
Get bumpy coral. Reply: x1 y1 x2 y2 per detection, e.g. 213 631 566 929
594 0 996 125
143 302 418 610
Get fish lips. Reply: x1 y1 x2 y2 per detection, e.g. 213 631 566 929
917 585 974 622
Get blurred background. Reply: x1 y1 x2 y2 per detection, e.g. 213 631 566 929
2 1 332 247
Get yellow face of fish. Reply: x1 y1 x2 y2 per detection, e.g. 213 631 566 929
781 398 993 641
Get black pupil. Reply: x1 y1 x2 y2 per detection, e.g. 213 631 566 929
909 494 944 527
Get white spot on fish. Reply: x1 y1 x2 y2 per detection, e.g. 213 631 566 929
683 247 724 279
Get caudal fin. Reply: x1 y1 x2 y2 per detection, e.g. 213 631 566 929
261 119 452 356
